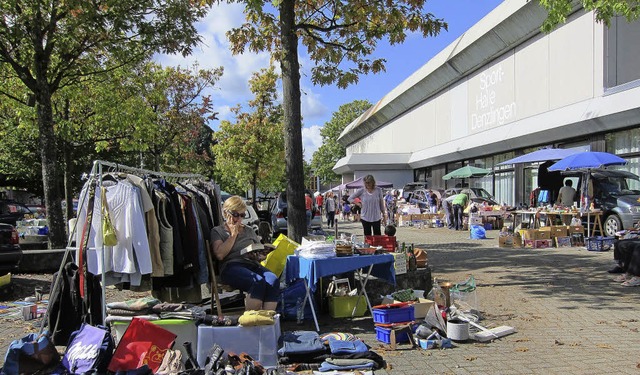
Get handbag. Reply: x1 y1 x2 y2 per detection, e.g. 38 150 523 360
101 186 118 246
108 317 177 373
62 323 114 374
1 331 60 374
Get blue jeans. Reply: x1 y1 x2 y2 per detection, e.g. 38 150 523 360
306 210 312 228
220 261 280 303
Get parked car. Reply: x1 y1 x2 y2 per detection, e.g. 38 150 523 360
0 224 22 276
444 187 500 206
0 200 33 226
405 189 445 209
571 169 640 236
270 190 322 236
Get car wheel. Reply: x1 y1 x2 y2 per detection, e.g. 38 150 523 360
603 214 622 237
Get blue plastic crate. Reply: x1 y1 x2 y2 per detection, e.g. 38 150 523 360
375 326 411 344
372 304 414 324
585 236 615 251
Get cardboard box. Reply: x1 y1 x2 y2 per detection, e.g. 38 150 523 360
569 225 584 234
551 225 568 238
381 297 433 320
514 232 523 248
523 239 535 248
498 234 514 248
534 239 553 249
534 230 551 240
469 216 483 225
519 229 536 240
555 236 572 248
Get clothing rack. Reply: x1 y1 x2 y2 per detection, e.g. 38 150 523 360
41 160 214 336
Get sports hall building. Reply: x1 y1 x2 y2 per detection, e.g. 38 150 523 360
332 0 640 206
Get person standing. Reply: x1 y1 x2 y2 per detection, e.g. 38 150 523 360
305 192 313 228
452 191 469 231
426 189 438 213
348 175 387 236
443 194 456 229
557 180 576 207
325 192 337 228
315 192 324 216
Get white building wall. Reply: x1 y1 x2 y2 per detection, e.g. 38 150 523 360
347 11 603 157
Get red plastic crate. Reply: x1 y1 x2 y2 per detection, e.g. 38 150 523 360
364 235 397 252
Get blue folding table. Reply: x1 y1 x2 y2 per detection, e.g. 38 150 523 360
285 254 396 331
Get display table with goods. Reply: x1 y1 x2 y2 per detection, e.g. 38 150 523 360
513 208 603 235
285 253 395 331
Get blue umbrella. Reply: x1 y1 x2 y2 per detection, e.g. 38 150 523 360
547 151 626 171
498 148 582 165
548 151 626 238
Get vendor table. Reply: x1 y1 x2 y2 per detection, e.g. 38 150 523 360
513 209 603 236
286 254 396 331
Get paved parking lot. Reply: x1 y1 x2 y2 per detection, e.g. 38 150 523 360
1 220 638 374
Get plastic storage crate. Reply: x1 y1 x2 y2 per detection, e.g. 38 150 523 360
372 303 414 324
329 296 367 318
585 236 615 251
364 235 397 252
375 326 411 344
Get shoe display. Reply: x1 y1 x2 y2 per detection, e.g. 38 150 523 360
621 276 640 287
613 274 630 283
608 265 624 274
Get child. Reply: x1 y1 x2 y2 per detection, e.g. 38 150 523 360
342 201 351 221
384 224 397 237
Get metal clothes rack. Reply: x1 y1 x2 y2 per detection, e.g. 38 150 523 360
41 160 209 335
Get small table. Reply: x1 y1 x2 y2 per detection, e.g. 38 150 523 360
513 209 603 236
286 254 396 331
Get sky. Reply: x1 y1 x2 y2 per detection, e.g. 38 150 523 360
156 0 505 161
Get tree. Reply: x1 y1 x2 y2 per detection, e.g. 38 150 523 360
0 0 208 247
311 100 372 184
213 67 285 204
218 0 447 242
539 0 640 32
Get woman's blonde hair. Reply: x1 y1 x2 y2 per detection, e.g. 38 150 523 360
364 174 376 188
223 196 247 218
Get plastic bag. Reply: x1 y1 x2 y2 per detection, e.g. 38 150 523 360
470 224 486 239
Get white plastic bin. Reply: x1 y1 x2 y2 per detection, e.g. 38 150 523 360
196 315 281 368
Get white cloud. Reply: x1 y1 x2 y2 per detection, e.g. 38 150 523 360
302 125 323 162
301 86 329 124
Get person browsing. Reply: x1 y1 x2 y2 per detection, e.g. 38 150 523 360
452 191 469 231
348 175 388 236
210 196 279 311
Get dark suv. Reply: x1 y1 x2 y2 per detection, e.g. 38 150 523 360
0 223 22 275
574 170 640 236
0 200 33 226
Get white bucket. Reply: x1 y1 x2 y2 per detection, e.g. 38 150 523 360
447 319 469 341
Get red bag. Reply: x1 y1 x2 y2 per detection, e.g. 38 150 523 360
108 318 177 373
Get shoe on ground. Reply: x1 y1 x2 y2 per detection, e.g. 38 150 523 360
621 276 640 287
608 265 624 274
613 273 630 283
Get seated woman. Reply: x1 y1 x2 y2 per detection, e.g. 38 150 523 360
210 196 280 310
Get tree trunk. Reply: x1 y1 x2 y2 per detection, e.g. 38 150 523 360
279 0 306 243
35 87 66 249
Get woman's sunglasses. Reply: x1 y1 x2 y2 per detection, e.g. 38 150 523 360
227 211 246 218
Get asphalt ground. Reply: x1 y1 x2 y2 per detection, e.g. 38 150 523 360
1 219 638 374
